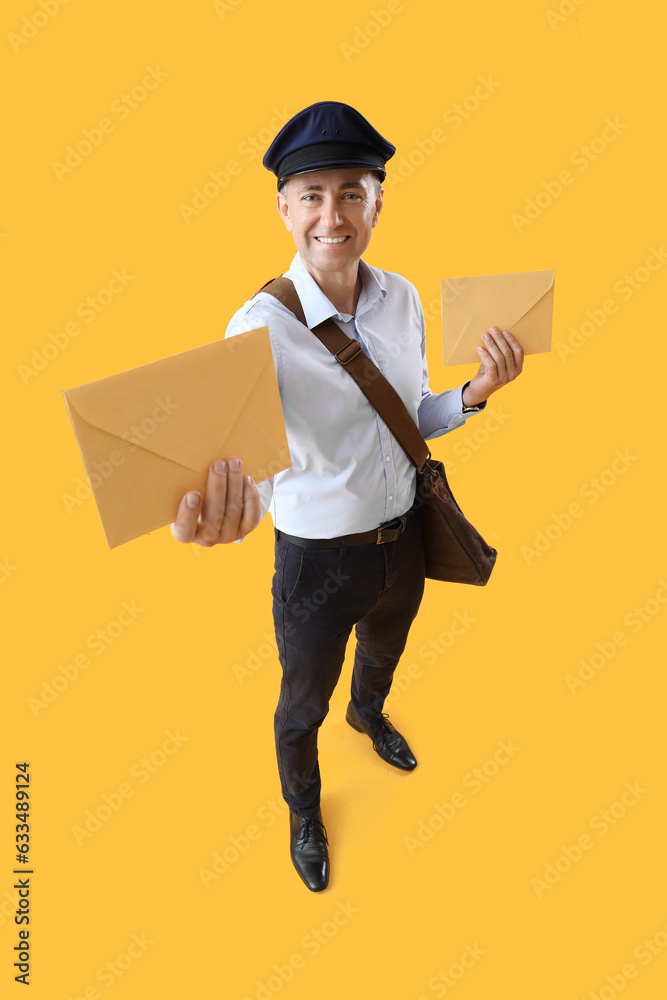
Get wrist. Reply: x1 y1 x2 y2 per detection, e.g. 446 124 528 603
462 381 486 410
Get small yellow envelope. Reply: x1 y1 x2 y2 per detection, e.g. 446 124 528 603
441 269 555 366
63 327 292 549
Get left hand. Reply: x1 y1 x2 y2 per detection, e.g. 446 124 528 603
462 327 524 407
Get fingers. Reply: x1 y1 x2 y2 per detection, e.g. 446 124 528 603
171 458 258 547
504 329 525 373
202 457 254 544
238 475 262 537
218 458 248 542
171 490 202 544
196 458 238 544
482 328 512 372
196 459 228 543
477 340 498 373
480 327 524 381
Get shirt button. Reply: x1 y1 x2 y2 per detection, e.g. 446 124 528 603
386 455 390 461
389 495 393 500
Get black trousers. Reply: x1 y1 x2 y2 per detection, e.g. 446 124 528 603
271 505 425 818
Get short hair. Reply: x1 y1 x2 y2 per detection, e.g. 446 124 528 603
278 169 383 200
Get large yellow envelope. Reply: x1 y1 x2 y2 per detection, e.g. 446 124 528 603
441 269 555 366
63 327 292 549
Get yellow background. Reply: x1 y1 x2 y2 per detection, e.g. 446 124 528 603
3 0 666 997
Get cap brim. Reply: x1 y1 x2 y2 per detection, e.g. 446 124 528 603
278 159 386 187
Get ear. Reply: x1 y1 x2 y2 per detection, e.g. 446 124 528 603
276 190 292 232
371 186 384 229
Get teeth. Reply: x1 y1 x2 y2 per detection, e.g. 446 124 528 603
316 237 348 243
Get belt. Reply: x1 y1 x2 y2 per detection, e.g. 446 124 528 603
276 507 414 548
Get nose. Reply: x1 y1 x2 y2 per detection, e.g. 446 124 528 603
319 196 343 230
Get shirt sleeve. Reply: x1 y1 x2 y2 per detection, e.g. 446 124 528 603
414 294 487 441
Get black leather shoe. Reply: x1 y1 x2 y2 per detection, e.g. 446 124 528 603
345 702 418 770
289 808 330 892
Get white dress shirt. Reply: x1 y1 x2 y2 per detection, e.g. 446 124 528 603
225 251 485 540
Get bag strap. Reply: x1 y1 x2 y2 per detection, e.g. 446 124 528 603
255 275 431 473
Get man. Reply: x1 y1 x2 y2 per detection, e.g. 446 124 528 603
171 101 523 892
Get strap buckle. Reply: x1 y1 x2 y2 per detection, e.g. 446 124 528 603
334 341 362 365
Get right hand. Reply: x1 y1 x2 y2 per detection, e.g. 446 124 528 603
171 457 262 546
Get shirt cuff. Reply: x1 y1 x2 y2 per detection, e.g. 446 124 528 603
460 380 487 413
421 384 487 441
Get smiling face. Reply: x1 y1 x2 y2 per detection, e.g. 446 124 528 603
276 167 383 283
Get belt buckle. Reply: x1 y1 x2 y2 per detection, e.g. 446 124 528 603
376 516 403 545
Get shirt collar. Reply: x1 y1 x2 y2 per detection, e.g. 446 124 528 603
283 251 387 328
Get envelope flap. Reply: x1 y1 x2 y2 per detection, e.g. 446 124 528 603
63 329 273 473
462 270 555 333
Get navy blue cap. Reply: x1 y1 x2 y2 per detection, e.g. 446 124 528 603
263 101 395 188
